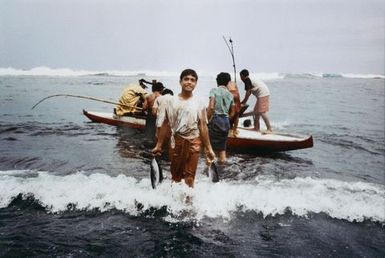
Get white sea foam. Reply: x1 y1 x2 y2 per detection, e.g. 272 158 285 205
249 72 285 81
281 72 385 79
0 66 179 77
341 73 385 79
0 67 96 77
0 67 383 79
0 170 384 223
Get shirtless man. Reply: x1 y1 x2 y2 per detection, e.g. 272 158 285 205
227 81 242 136
145 82 164 140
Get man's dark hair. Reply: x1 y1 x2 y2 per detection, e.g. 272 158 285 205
216 72 231 86
139 79 147 88
240 69 249 77
162 88 174 96
152 82 164 92
180 69 198 81
243 119 252 127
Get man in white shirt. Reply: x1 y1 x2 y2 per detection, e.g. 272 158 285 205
152 69 215 188
240 69 272 133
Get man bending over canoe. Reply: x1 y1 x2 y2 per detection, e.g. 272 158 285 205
114 79 149 117
240 69 273 133
152 69 216 188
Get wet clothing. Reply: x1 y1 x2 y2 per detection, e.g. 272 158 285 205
209 86 234 115
244 78 270 97
244 78 270 114
157 94 207 186
152 95 169 127
145 113 157 141
208 86 233 151
169 135 201 187
153 89 174 118
255 95 270 113
156 95 206 147
115 84 148 116
208 114 231 151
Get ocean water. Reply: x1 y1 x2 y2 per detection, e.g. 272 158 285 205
0 70 384 257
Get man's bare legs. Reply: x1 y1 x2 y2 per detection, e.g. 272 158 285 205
253 101 272 132
218 150 227 164
253 113 260 131
261 112 272 133
253 102 260 131
230 114 240 137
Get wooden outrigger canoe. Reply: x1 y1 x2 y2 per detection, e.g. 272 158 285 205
83 109 313 153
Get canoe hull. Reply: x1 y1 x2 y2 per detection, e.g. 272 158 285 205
83 109 145 129
83 110 313 152
227 133 313 153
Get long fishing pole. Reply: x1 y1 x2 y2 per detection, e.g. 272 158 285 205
223 36 237 83
31 94 143 110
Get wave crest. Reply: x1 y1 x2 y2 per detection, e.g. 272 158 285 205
0 67 383 79
0 170 383 223
0 66 179 77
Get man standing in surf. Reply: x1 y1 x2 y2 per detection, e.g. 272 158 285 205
144 82 173 142
240 69 273 133
152 69 216 188
207 72 235 164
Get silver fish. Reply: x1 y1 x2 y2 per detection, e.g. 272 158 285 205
208 161 219 183
150 157 163 189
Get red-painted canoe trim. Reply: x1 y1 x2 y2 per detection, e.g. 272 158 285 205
227 134 313 152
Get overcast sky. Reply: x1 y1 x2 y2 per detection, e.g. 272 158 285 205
0 0 384 74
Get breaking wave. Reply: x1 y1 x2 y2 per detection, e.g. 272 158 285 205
0 67 179 77
0 67 383 80
0 170 383 223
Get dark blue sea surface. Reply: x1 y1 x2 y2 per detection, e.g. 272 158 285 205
0 75 384 257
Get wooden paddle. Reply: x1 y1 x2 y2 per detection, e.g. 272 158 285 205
31 94 143 111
